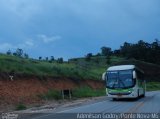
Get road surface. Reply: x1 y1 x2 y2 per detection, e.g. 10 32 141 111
20 91 160 119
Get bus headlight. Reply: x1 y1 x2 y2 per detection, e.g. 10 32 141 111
108 90 111 93
128 91 132 93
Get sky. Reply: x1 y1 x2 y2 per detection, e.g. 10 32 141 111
0 0 160 60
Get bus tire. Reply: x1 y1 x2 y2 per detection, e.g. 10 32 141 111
137 89 139 99
112 98 117 101
142 89 145 97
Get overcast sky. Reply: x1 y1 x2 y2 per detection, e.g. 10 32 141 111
0 0 160 60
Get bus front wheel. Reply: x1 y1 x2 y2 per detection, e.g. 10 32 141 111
142 89 145 97
137 90 140 99
112 98 117 101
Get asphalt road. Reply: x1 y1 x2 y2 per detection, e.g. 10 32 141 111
22 91 160 119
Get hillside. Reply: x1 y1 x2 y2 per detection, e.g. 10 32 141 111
0 55 92 80
0 53 160 112
69 56 160 82
0 54 123 80
0 54 108 112
0 54 160 81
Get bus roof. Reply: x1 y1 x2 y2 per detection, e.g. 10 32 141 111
107 65 136 71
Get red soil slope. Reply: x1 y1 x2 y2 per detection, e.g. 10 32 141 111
0 75 104 106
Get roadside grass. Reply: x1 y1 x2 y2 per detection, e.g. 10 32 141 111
72 87 106 98
15 104 27 110
146 82 160 91
38 90 62 100
38 87 106 101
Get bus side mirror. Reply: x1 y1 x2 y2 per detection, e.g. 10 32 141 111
102 72 106 81
133 71 136 79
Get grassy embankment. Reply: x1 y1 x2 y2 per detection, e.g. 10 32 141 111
0 54 123 104
35 82 160 101
0 54 109 110
0 54 160 103
39 87 106 100
146 82 160 91
0 54 124 80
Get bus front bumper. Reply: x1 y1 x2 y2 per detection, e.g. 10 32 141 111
107 91 138 98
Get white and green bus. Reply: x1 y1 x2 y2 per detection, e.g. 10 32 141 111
102 65 146 100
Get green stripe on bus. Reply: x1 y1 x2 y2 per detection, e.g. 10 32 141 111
108 88 133 93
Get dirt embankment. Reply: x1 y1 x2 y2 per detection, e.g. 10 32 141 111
0 73 104 109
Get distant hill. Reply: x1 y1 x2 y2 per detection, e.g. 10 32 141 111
69 56 160 82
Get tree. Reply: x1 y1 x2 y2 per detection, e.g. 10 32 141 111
57 58 63 63
46 57 48 61
96 53 101 56
119 40 160 64
113 50 120 56
85 53 92 61
13 52 17 56
24 53 29 59
50 56 55 61
6 50 12 55
49 56 55 63
155 39 160 46
120 42 132 58
39 56 42 60
15 48 23 57
101 47 111 56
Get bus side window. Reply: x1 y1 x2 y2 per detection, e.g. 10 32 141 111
136 70 144 86
136 70 144 80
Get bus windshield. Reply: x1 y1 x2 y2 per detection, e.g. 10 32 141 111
106 70 134 89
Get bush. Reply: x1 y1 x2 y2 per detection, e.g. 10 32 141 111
38 90 62 100
146 82 160 91
72 86 105 98
16 104 26 110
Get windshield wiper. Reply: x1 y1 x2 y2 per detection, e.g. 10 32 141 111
111 80 118 89
119 79 126 88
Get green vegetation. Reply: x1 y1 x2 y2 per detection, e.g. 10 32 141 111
0 40 160 100
1 40 159 81
72 86 106 98
38 87 106 100
37 82 160 101
16 104 27 110
38 90 62 100
146 82 160 91
0 54 124 80
0 51 160 82
119 40 160 65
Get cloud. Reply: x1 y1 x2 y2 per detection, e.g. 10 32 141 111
24 40 34 47
0 40 34 52
37 34 61 43
18 39 34 48
0 0 42 20
0 43 14 52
